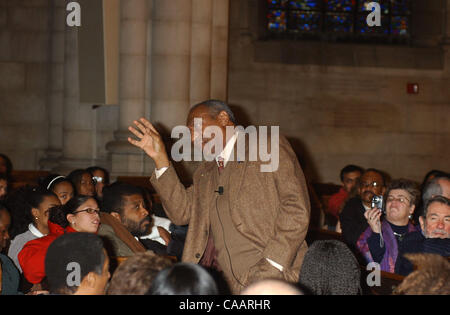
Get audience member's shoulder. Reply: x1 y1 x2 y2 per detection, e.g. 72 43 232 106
341 196 362 212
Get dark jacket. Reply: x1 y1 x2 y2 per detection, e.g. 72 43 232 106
339 197 368 251
0 254 21 295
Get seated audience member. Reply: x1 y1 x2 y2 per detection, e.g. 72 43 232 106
241 279 303 295
413 170 449 223
40 174 75 205
418 196 450 256
140 193 187 261
18 195 100 286
0 153 12 179
339 168 387 251
0 204 21 295
45 232 110 295
298 240 361 295
393 253 450 295
0 174 9 201
99 182 170 257
107 251 173 295
87 166 110 201
67 169 95 197
421 172 450 207
327 165 363 228
357 179 421 276
6 186 60 272
149 263 219 295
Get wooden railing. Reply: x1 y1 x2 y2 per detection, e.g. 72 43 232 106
10 170 50 190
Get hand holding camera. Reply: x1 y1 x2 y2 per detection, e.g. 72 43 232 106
364 195 383 234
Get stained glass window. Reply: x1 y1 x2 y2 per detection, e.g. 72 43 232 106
266 0 411 42
325 13 353 33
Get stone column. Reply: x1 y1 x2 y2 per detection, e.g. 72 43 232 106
40 0 66 170
151 0 229 127
209 0 229 101
150 0 193 129
106 0 150 176
107 0 230 177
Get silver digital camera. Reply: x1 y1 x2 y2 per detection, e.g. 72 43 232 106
371 195 383 210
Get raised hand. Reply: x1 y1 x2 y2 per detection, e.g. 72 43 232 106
128 118 170 169
364 207 382 234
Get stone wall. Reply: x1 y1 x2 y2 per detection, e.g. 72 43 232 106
227 0 450 184
0 0 52 170
1 0 448 184
0 0 118 174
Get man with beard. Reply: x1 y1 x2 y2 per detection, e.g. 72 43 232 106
98 182 168 257
339 168 387 253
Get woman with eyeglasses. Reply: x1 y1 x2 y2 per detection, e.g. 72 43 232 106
356 178 422 276
18 195 100 290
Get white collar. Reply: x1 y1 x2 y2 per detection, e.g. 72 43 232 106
28 223 45 238
215 132 239 167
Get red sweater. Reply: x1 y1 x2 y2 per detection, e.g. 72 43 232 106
18 221 77 284
327 187 349 219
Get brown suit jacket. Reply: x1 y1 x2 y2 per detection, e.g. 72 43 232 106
150 133 310 283
99 212 146 255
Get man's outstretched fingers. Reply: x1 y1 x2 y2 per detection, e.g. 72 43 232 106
140 118 159 135
128 126 144 139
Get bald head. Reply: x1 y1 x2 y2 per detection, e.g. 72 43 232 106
241 279 303 295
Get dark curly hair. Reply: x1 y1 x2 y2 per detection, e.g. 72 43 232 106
4 186 57 239
67 169 92 195
48 195 94 228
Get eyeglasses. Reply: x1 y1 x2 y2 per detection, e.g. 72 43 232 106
360 181 382 188
73 208 100 215
386 195 410 205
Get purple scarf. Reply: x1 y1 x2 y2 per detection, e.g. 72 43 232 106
356 220 418 273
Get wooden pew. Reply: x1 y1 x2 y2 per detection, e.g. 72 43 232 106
10 170 50 190
360 267 405 295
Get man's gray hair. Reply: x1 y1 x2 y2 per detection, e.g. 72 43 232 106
191 99 237 125
422 195 450 218
422 175 450 204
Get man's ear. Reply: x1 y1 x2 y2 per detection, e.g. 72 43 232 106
84 272 97 289
110 212 122 223
216 110 230 126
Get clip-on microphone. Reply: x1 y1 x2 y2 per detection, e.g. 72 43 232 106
215 186 224 195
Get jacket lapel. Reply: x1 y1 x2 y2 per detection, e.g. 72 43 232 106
228 132 249 205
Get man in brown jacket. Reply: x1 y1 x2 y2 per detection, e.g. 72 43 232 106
128 100 310 293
